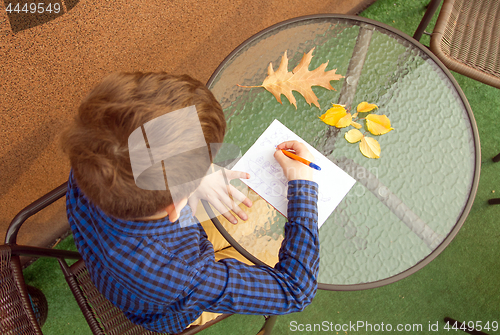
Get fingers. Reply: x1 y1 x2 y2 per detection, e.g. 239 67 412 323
220 169 252 208
216 185 250 222
210 197 239 224
227 184 252 208
273 149 287 167
273 140 314 181
213 183 252 223
197 169 253 224
276 140 313 160
224 169 250 181
276 140 304 153
229 202 248 222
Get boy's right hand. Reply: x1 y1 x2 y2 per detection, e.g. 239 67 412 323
274 141 315 182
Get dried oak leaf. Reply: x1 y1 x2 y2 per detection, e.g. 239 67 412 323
238 48 344 109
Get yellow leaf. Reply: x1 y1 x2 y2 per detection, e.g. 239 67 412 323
336 113 352 128
345 129 363 143
330 103 346 110
359 136 381 159
238 48 344 109
357 102 378 113
319 104 347 126
366 114 394 135
350 120 362 129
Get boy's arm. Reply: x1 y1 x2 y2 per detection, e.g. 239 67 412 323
186 179 319 315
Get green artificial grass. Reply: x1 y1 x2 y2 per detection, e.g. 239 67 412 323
23 0 500 334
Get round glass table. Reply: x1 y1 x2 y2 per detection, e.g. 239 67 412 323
204 14 480 291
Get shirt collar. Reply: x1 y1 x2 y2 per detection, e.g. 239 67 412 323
94 204 197 237
69 170 199 236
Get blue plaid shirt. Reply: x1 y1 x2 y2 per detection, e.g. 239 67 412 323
66 170 319 333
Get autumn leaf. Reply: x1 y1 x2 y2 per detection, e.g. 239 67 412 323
345 129 381 159
360 136 381 159
366 114 394 135
357 101 378 113
319 100 388 159
350 120 363 129
337 113 353 128
319 104 352 128
238 48 344 109
319 104 345 125
345 129 363 143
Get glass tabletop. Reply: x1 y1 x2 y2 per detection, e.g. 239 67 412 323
205 14 480 290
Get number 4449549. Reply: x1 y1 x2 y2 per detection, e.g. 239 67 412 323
5 3 62 14
444 320 498 332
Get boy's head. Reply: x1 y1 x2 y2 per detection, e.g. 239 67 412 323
61 72 226 220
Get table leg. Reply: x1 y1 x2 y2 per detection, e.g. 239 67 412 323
256 315 278 335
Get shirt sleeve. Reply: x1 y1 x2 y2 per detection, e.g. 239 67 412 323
181 180 319 315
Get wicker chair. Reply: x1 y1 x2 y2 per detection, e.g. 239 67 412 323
3 182 276 334
414 0 500 88
414 0 500 205
0 245 51 335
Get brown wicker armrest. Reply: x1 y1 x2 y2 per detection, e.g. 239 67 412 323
430 0 500 88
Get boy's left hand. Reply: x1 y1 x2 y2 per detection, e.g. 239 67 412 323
187 166 252 224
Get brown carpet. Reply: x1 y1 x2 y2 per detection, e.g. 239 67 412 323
0 0 377 252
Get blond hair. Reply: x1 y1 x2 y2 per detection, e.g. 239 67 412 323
61 72 226 219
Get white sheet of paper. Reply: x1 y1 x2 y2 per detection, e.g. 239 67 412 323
232 119 356 228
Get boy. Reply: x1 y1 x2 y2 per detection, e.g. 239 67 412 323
61 72 319 333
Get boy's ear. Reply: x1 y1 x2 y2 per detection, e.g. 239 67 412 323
165 198 188 223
